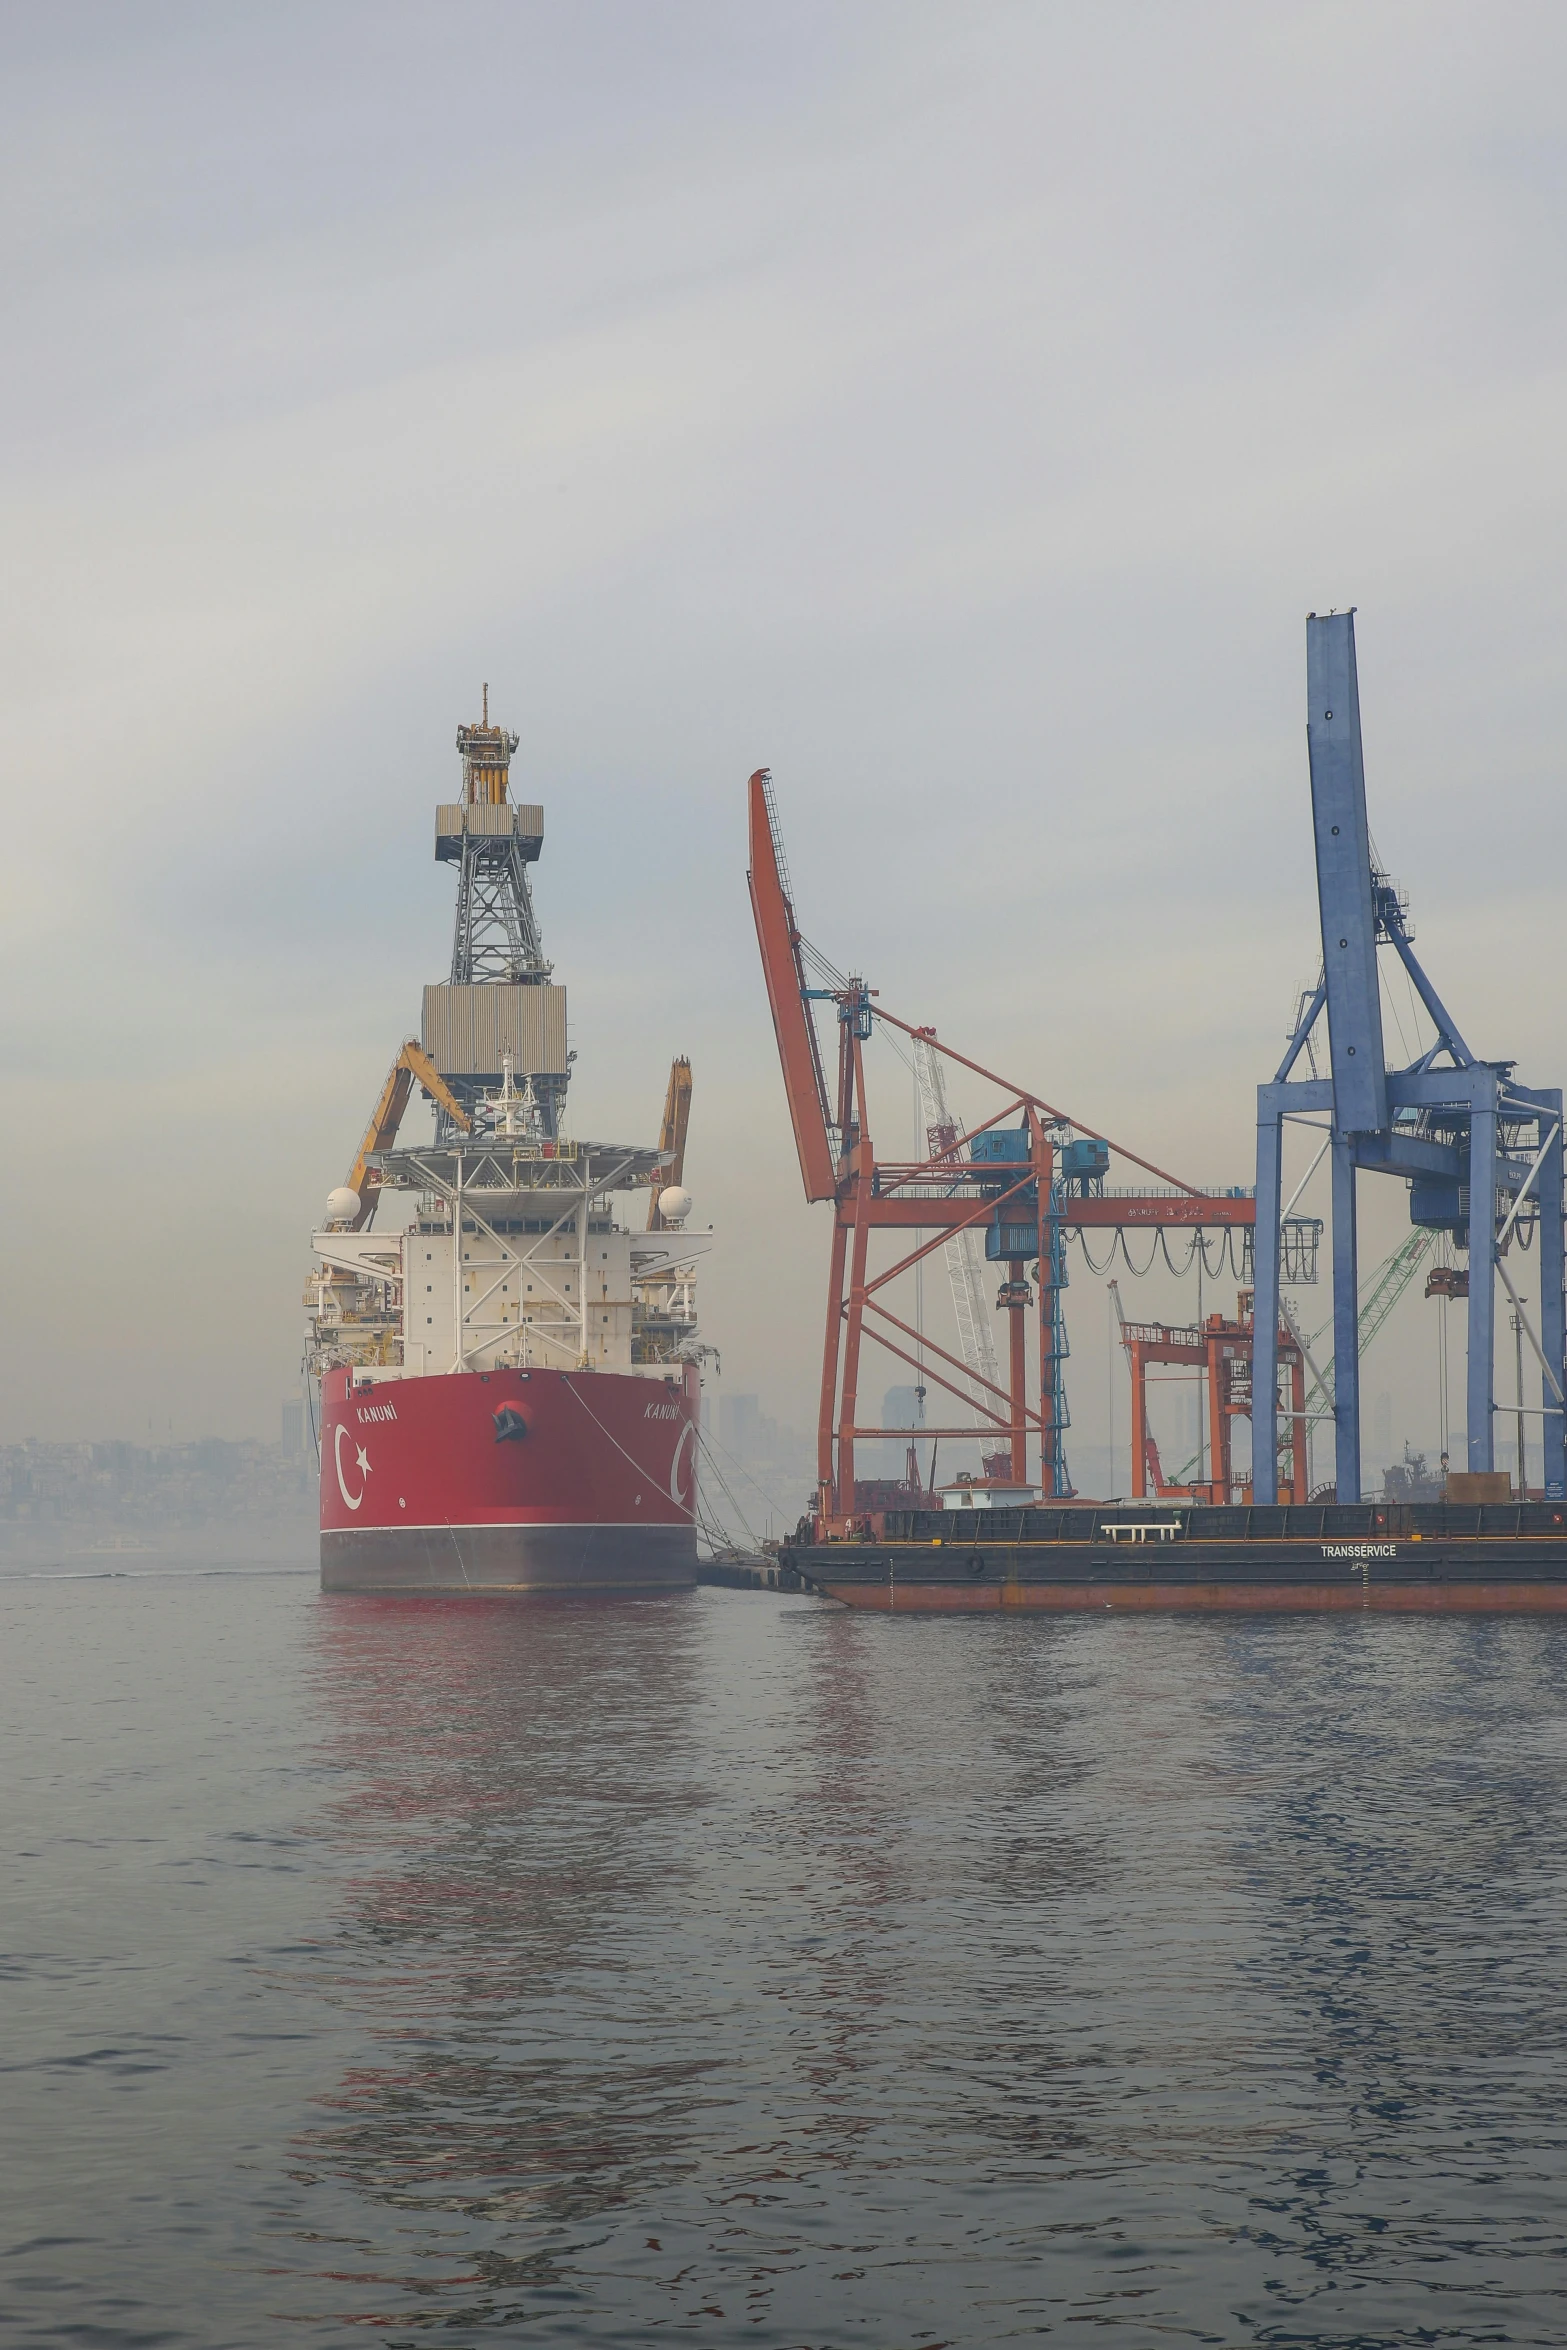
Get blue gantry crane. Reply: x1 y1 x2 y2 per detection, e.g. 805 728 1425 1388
1253 611 1565 1504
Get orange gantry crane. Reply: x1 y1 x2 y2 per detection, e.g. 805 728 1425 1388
1111 1282 1309 1505
747 770 1264 1535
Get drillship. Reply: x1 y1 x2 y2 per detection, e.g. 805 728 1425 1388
306 692 709 1592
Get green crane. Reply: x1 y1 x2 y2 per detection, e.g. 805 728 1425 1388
1163 1228 1434 1485
1303 1228 1434 1413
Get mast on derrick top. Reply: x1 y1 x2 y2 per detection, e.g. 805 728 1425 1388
455 681 518 809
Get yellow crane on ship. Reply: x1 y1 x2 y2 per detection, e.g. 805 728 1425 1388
648 1056 692 1229
342 1045 691 1236
343 1040 471 1232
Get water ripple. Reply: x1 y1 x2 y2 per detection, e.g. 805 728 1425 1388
4 1580 1567 2342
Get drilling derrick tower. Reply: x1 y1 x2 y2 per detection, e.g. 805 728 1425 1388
424 687 569 1138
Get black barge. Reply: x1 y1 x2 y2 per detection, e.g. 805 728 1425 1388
781 1500 1567 1613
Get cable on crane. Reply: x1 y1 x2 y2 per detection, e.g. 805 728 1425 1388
1196 1229 1237 1281
876 1023 916 1078
1116 1231 1162 1278
1381 955 1414 1068
1159 1231 1202 1277
1401 962 1430 1065
1075 1224 1247 1283
798 935 852 994
1074 1229 1118 1277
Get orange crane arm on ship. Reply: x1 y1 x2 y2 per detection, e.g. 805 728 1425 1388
648 1056 692 1229
346 1039 471 1232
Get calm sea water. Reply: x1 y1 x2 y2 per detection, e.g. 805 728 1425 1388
5 1574 1567 2347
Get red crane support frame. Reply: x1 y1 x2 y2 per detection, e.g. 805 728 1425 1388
747 771 1266 1534
1119 1298 1309 1506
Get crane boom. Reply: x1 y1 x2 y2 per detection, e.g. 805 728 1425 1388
746 768 837 1202
1306 613 1389 1133
1305 1228 1434 1409
346 1039 471 1231
648 1056 693 1230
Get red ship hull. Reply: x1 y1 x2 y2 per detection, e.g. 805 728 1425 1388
319 1361 700 1592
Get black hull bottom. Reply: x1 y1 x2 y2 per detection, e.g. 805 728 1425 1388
321 1522 697 1593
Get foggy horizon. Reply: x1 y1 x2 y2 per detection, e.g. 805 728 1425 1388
6 4 1567 1497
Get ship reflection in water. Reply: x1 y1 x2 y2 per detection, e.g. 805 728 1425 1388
293 1595 1567 2341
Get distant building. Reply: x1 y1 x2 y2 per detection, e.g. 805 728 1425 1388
701 1392 816 1531
718 1393 761 1459
874 1384 925 1478
281 1398 305 1454
0 1434 315 1548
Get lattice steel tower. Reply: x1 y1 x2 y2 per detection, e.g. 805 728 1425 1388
449 693 549 985
422 687 570 1137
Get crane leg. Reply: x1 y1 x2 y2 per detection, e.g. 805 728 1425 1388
1206 1330 1226 1505
1252 1098 1282 1503
1466 1095 1496 1473
1332 1133 1362 1501
1007 1261 1028 1486
818 1221 848 1522
1129 1343 1147 1500
836 1166 875 1524
1290 1352 1307 1504
1542 1104 1566 1500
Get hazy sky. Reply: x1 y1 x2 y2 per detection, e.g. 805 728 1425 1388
5 3 1567 1481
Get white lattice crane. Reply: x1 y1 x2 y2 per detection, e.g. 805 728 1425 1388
912 1033 1002 1423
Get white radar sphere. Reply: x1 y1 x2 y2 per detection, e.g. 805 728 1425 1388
658 1185 693 1225
325 1186 362 1225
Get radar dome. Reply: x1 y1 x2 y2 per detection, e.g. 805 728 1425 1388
325 1186 362 1226
657 1185 693 1226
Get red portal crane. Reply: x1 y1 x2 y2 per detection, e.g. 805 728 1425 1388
1111 1283 1309 1505
748 771 1268 1536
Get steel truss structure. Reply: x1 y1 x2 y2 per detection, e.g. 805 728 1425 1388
450 827 549 987
1116 1298 1309 1506
439 703 560 1136
1253 612 1565 1503
447 704 548 988
912 1032 1004 1458
351 1139 702 1372
747 770 1257 1532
